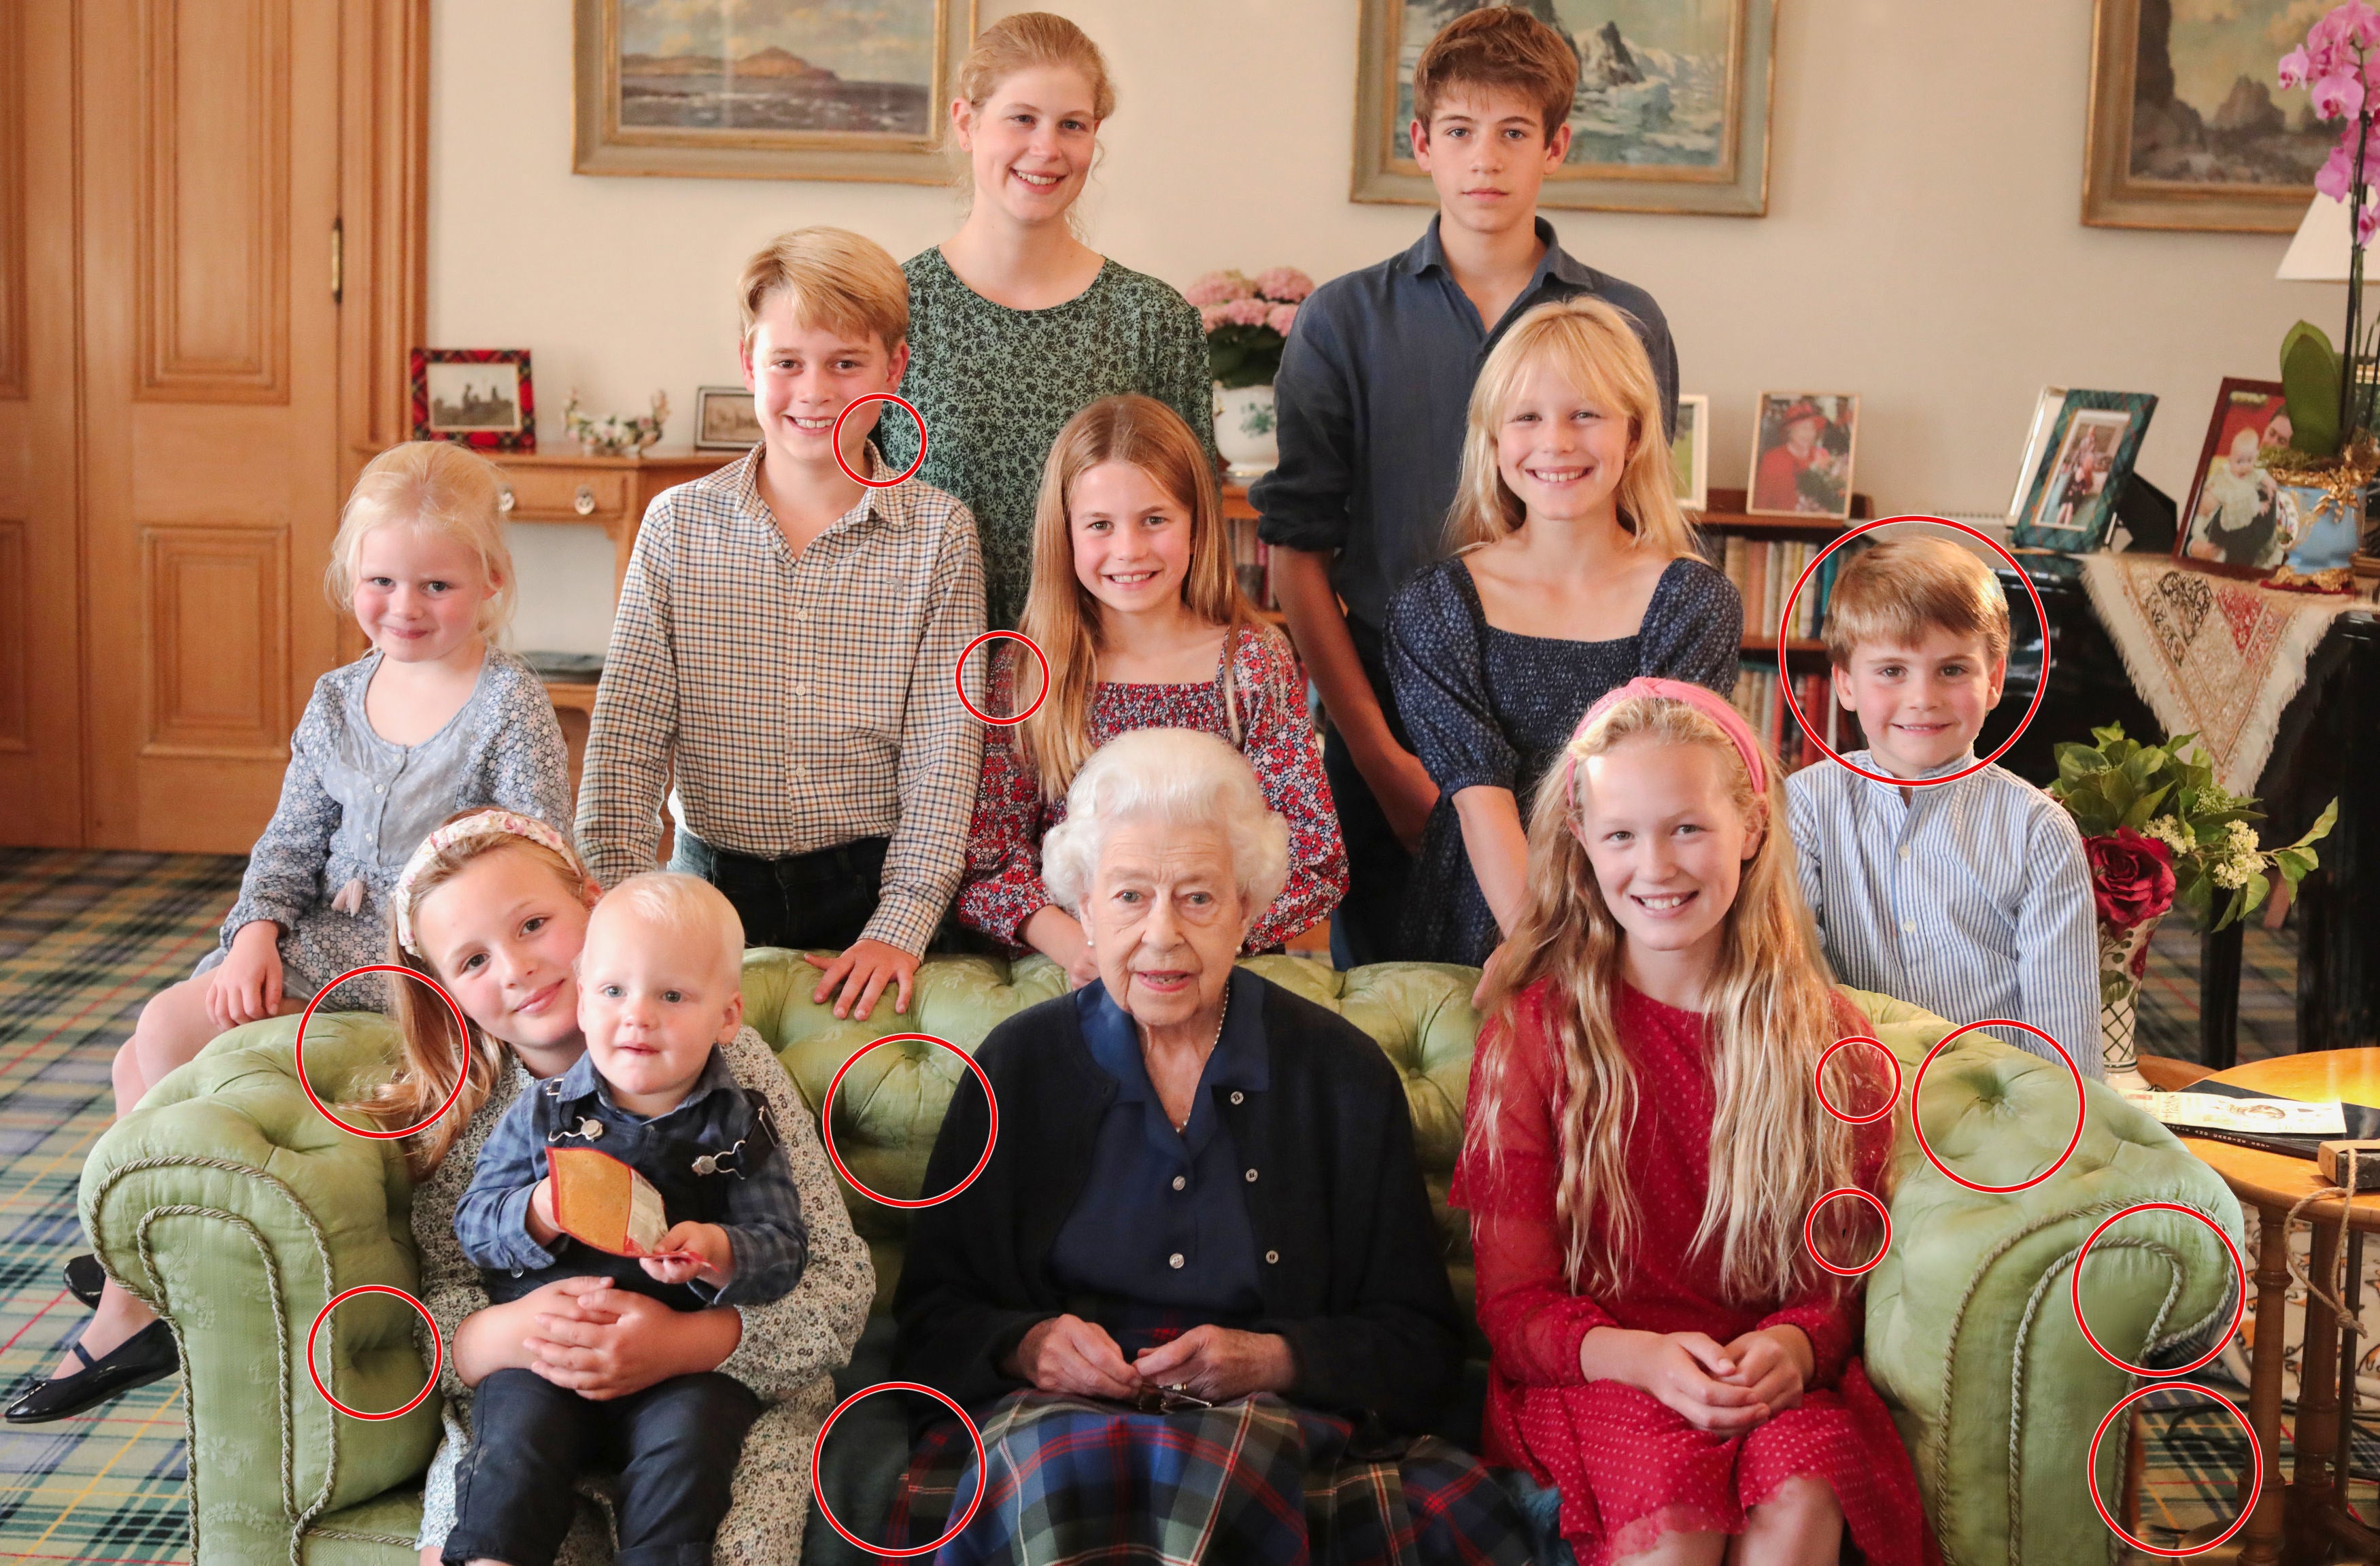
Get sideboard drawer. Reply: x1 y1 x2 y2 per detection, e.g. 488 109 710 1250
502 467 631 524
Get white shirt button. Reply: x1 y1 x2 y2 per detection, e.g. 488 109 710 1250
364 832 375 842
1898 844 1911 860
374 784 386 795
1172 1175 1186 1191
1265 1250 1280 1265
1900 920 1917 934
790 681 810 696
1229 1091 1244 1105
1168 1253 1185 1270
789 765 807 781
1244 1169 1258 1183
794 608 809 621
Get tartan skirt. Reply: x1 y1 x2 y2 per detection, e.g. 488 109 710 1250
883 1391 1535 1565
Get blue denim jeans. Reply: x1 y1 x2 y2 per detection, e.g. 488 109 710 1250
442 1367 760 1566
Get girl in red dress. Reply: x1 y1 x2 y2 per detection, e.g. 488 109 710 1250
1455 677 1927 1566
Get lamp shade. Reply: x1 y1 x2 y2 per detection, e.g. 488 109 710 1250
2279 192 2362 281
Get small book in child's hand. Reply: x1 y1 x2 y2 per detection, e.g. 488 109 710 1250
545 1146 696 1260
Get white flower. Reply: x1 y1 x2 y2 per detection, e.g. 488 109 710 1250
2143 815 2191 853
2213 855 2256 890
2224 819 2259 855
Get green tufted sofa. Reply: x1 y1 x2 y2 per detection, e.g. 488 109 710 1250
80 951 2244 1566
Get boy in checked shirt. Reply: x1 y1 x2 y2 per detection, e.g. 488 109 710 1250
579 227 985 1021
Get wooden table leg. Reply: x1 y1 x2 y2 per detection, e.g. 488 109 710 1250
2242 1204 2294 1566
2288 1219 2344 1563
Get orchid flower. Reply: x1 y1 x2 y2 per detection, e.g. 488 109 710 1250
2316 67 2368 122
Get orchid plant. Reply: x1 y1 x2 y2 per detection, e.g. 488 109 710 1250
2279 3 2380 456
1186 268 1314 390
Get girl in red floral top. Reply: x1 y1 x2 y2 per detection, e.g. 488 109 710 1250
1455 678 1926 1566
955 395 1346 981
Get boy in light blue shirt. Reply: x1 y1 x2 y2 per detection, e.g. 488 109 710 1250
1786 534 2103 1078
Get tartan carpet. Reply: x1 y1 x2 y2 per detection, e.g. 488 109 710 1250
2134 917 2300 1065
0 849 242 1565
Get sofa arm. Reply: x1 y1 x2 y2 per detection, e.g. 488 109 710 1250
79 1012 441 1566
1854 993 2245 1566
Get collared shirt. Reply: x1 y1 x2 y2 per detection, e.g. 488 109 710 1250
452 1042 809 1307
1045 971 1268 1316
1787 751 2104 1079
1251 216 1680 670
577 444 987 953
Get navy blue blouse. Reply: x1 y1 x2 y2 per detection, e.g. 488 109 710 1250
1047 972 1267 1338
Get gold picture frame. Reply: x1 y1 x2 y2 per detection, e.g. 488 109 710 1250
574 0 978 184
1350 0 1776 218
2082 0 2325 233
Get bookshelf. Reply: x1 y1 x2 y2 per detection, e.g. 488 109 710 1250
1692 488 1871 768
1221 480 1288 626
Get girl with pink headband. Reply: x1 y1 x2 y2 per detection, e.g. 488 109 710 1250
1452 682 1926 1566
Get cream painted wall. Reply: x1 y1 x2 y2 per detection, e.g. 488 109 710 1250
431 0 2341 652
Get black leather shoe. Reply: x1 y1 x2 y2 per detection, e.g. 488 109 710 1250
63 1253 105 1309
4 1321 178 1423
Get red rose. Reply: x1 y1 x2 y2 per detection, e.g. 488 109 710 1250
2086 828 2177 932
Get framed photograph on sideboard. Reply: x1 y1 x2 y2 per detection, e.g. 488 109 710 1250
1672 394 1710 512
2177 378 2290 575
694 386 763 452
411 349 534 452
1746 393 1857 520
1350 0 1777 216
2007 386 2069 521
2011 390 2158 552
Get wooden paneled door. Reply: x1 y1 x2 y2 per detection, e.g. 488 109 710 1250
0 0 426 851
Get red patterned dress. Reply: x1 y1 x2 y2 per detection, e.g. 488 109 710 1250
955 623 1346 952
1453 978 1930 1566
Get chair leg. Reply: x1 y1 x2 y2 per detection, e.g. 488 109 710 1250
2126 1406 2146 1538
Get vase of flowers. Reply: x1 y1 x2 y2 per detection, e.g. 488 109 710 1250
1187 267 1312 477
2050 724 2336 1074
563 390 668 459
2269 4 2380 590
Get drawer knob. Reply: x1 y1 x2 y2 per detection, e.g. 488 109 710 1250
574 485 597 516
498 486 515 513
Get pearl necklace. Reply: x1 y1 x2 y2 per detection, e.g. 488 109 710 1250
1166 988 1230 1134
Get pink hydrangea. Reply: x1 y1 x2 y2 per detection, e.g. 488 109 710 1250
1199 303 1234 334
1185 271 1254 307
1266 303 1299 337
1253 267 1315 303
1223 296 1272 328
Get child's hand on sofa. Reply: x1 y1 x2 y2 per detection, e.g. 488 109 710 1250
805 938 917 1020
643 1222 734 1288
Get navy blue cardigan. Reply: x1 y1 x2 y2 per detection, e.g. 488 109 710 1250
891 971 1465 1435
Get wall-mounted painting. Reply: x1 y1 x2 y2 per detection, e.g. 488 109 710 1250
2084 0 2329 232
574 0 978 183
1352 0 1776 217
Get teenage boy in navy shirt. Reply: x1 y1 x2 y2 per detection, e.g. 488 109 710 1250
1255 6 1680 966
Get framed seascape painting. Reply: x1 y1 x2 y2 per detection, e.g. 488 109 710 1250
2083 0 2330 232
1352 0 1778 216
1746 394 1857 520
1671 393 1710 511
2012 390 2158 553
2177 377 2290 575
574 0 979 182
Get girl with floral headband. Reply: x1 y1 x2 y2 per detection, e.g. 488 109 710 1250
18 443 570 1427
1455 680 1925 1566
372 808 872 1565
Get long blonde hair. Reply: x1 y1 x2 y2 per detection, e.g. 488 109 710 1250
326 441 517 637
1446 296 1697 562
350 817 596 1180
1468 693 1872 1304
1011 395 1255 800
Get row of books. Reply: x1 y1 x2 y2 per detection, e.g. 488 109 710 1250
1728 666 1863 772
1231 526 1280 611
1709 537 1857 642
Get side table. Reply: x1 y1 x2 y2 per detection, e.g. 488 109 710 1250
2179 1049 2380 1565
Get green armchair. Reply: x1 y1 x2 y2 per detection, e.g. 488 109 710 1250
82 951 2243 1566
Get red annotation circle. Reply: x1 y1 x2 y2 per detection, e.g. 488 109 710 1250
1814 1036 1901 1125
1803 1188 1890 1278
1908 1019 2085 1193
306 1284 441 1421
957 631 1051 726
2087 1382 2259 1555
1777 517 2052 789
2071 1203 2248 1378
832 394 928 488
820 1035 999 1209
296 966 471 1139
812 1381 986 1556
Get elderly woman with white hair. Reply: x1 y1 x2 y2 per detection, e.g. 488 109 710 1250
887 728 1531 1564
